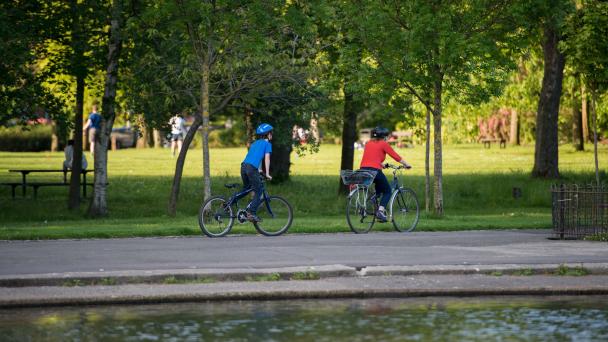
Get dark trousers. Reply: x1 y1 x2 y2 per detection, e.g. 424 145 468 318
361 167 391 207
236 163 262 214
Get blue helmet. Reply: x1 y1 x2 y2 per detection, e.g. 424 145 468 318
256 123 273 135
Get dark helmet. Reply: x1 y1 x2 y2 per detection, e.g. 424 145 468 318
256 123 273 135
371 126 390 138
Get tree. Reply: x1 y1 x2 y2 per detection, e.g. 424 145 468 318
561 0 608 185
353 0 525 215
88 0 127 217
531 0 573 178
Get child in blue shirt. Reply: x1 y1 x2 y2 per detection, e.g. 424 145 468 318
238 123 273 222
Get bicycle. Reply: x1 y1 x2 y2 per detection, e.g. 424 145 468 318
341 164 419 234
198 174 293 237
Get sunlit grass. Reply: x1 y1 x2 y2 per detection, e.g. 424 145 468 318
0 143 604 239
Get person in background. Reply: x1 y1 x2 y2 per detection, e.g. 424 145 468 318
169 113 186 157
63 139 88 171
83 103 102 157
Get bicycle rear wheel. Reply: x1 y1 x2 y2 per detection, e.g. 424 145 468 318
390 187 419 232
254 195 293 236
346 187 376 234
198 196 234 237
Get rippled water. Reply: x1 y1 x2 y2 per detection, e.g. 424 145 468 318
1 296 607 341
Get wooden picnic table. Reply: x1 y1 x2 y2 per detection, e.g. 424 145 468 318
6 169 95 198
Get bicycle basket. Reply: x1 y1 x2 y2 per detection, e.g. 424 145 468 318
340 169 377 186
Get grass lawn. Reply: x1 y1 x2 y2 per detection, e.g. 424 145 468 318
0 143 604 239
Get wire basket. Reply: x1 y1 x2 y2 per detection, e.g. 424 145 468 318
340 169 377 186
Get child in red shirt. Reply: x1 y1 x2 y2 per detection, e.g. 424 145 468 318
360 127 411 222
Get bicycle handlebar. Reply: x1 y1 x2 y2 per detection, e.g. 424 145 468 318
383 163 411 170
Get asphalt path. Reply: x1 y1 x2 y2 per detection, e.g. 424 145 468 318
1 229 606 276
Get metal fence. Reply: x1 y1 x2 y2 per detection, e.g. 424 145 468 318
551 184 608 239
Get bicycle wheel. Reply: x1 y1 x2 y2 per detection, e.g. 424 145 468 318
390 187 419 232
198 196 234 237
346 187 376 234
254 195 293 236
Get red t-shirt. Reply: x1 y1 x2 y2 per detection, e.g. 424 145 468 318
360 140 402 169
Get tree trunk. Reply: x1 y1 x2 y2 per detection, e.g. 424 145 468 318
509 109 519 145
338 83 359 195
136 123 148 148
51 120 59 152
581 84 589 142
201 60 211 201
425 107 431 213
572 78 584 151
68 75 85 210
168 114 202 216
244 106 254 147
432 73 444 216
153 129 161 148
88 0 122 217
270 143 292 182
532 26 565 179
591 91 599 186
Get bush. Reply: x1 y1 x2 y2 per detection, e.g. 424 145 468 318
0 125 52 151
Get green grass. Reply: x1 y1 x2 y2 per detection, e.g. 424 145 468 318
0 143 604 239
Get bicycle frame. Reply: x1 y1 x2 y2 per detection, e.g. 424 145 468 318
225 179 276 218
348 166 404 221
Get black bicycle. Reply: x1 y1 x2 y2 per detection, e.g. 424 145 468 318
198 174 293 237
341 164 419 234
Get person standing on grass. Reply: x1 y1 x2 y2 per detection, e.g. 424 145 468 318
169 113 186 157
83 103 102 157
235 123 273 223
360 126 412 222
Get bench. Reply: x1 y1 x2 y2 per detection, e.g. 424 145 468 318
3 169 97 199
481 138 506 149
0 183 22 198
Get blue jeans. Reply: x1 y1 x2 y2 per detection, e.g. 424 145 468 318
361 167 391 207
236 163 262 214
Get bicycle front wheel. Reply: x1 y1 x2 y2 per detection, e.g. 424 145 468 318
198 196 234 237
390 187 419 232
346 187 376 234
254 195 293 236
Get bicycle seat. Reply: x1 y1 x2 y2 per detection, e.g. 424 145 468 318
224 183 240 189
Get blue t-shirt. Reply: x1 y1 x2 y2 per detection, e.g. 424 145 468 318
89 112 102 129
243 139 272 168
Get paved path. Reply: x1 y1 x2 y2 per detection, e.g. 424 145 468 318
1 230 606 275
1 230 607 307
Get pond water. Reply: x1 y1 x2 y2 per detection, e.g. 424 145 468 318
0 296 607 341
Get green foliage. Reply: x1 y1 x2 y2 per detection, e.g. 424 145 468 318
584 233 608 242
245 273 281 282
0 125 52 152
512 268 534 276
554 264 589 276
291 271 321 280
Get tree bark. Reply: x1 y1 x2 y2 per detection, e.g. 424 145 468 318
432 76 444 216
153 129 161 148
591 91 599 186
201 59 211 201
270 142 292 182
68 75 85 210
572 78 584 151
509 109 519 145
244 106 254 147
581 84 589 142
532 26 565 178
168 114 202 216
425 107 431 213
338 82 359 195
88 0 122 217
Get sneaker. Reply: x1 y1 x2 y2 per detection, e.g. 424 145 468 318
375 209 388 223
246 211 262 223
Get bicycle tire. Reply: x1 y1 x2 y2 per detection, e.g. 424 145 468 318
198 196 234 237
389 187 419 232
346 187 376 234
254 195 293 236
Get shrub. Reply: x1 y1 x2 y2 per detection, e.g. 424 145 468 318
0 125 52 152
